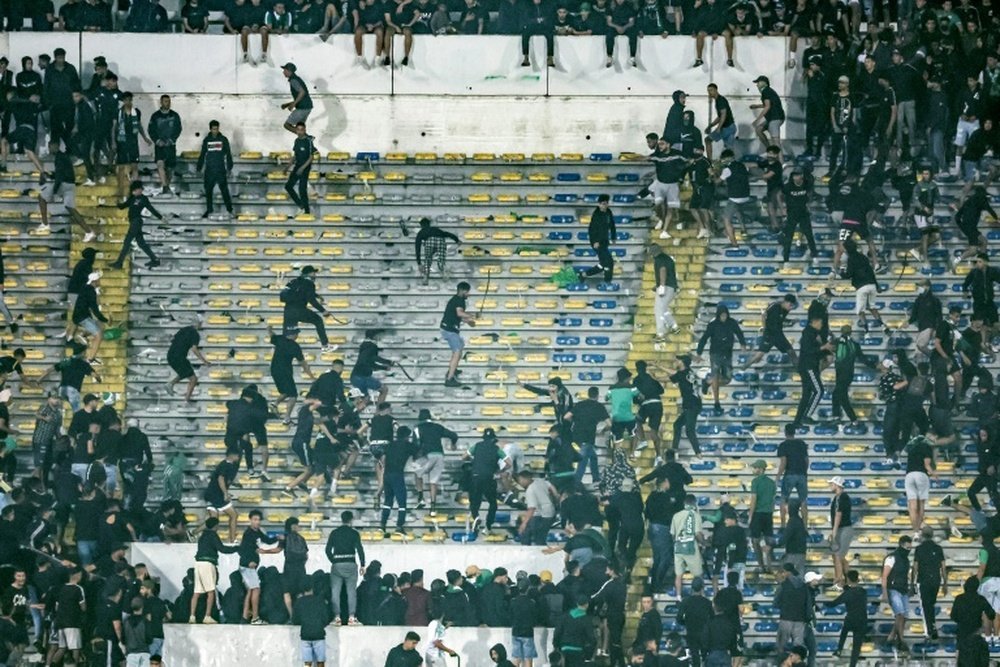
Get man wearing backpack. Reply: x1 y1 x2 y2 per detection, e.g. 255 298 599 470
281 265 334 352
462 428 509 535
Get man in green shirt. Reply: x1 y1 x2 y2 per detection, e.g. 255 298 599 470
748 459 777 569
607 367 639 454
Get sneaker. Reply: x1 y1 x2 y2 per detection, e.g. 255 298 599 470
831 650 842 659
829 583 843 593
394 528 408 537
948 519 962 539
882 458 895 466
249 469 262 478
811 256 821 266
697 227 710 239
203 617 217 625
669 325 681 335
401 56 409 67
109 262 123 270
259 470 271 482
635 440 649 452
321 344 339 353
89 357 103 366
605 56 612 68
383 530 391 539
471 516 482 533
82 231 96 243
908 248 923 262
654 456 663 467
188 615 197 624
522 56 531 67
940 494 953 507
82 179 96 186
36 223 50 233
348 617 362 626
628 57 636 67
726 58 734 67
659 230 672 239
416 499 426 509
444 377 461 387
281 488 297 499
146 259 161 268
692 59 703 67
250 617 265 625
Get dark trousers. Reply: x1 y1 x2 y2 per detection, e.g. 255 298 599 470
781 213 817 262
605 29 638 57
794 366 822 424
381 471 407 529
967 473 1000 511
672 405 701 454
836 626 864 667
687 635 705 667
283 305 328 346
607 613 625 667
115 222 157 265
897 395 928 445
49 103 73 145
606 502 621 553
469 474 497 528
584 242 614 282
285 166 310 213
204 171 233 214
919 579 940 635
521 24 554 56
617 524 643 571
829 132 849 175
882 401 901 459
72 133 96 181
804 103 829 156
832 373 857 421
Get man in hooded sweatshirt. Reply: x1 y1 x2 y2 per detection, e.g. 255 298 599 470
490 643 516 667
774 563 809 656
662 90 686 148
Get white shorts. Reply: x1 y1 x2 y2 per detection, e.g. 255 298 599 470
57 628 82 650
955 118 979 147
855 283 877 314
240 566 260 590
904 471 930 501
207 501 233 514
194 561 218 594
914 214 934 230
418 453 445 484
41 182 76 209
980 577 1000 613
650 180 681 208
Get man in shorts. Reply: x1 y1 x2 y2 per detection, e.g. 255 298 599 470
649 137 686 240
37 141 96 240
166 319 210 402
748 459 776 569
412 408 458 513
829 476 855 591
50 566 86 667
743 294 798 368
238 508 282 624
750 75 785 150
147 94 182 195
203 448 241 542
908 167 940 265
280 63 313 133
881 535 913 653
4 92 44 174
353 0 387 68
687 143 715 239
842 237 888 335
441 281 475 387
189 516 240 623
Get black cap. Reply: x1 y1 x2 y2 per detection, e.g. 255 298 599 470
281 62 297 72
753 75 770 85
94 55 107 65
301 265 318 275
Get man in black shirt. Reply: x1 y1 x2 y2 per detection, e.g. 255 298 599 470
963 253 1000 327
196 120 234 217
282 265 333 350
414 218 460 285
110 180 164 270
281 62 313 133
147 94 182 195
381 425 417 537
203 448 240 542
190 516 239 623
441 281 475 387
801 57 828 160
781 167 818 265
913 526 947 640
668 355 703 458
462 428 509 534
293 580 331 667
648 140 687 240
70 271 108 364
238 508 281 624
776 422 808 528
268 326 314 423
700 600 738 666
580 194 617 284
829 476 853 591
285 121 314 215
571 386 610 484
413 409 458 511
351 337 393 404
384 631 423 667
750 75 784 151
677 576 712 667
793 313 832 428
326 510 366 625
650 244 679 341
705 83 736 160
744 294 798 368
696 304 745 414
167 321 210 402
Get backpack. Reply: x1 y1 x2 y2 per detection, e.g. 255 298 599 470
279 278 308 305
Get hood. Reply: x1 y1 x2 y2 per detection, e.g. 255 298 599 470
672 90 685 104
81 248 97 260
491 644 508 662
682 110 695 124
784 574 805 589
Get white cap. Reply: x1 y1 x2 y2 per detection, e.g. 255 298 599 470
0 389 12 402
126 417 139 428
804 571 823 584
87 271 101 284
828 475 845 487
348 387 364 399
881 358 895 369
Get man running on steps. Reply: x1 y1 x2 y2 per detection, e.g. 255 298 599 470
37 141 96 240
442 281 475 387
110 180 163 270
579 194 617 283
743 294 798 369
197 120 234 218
650 244 680 342
166 318 211 402
350 334 393 404
284 122 314 215
841 237 889 335
268 325 315 424
414 218 460 285
281 265 334 351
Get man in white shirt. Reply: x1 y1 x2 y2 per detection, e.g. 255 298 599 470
516 469 556 546
425 612 458 667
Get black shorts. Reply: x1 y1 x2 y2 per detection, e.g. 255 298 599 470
757 332 792 354
8 126 37 153
611 419 636 439
749 512 774 539
974 301 999 326
929 405 954 438
839 222 869 241
155 144 177 167
272 370 297 397
689 185 715 210
168 356 195 380
959 220 980 245
116 141 139 165
411 21 431 33
637 401 663 431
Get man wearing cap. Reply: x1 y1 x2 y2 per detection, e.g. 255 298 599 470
196 120 234 218
43 47 80 146
281 265 333 351
71 271 109 363
189 515 240 623
285 121 314 215
442 281 475 387
750 75 785 150
881 535 913 653
281 63 313 134
828 476 854 591
774 563 809 656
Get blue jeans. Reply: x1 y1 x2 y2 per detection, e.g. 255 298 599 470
148 638 163 657
77 540 98 566
781 474 808 503
706 650 731 667
928 129 945 173
648 522 673 592
59 385 81 412
575 441 600 483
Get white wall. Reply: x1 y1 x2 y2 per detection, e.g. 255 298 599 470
0 33 798 152
130 542 566 600
165 625 554 667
